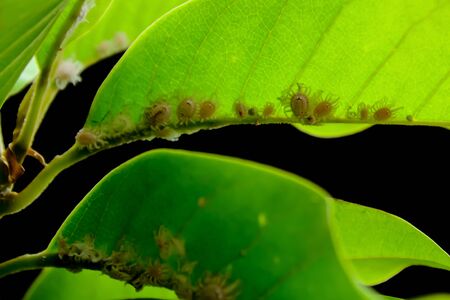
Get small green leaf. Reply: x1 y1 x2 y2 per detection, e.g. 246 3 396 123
333 200 450 285
62 0 187 68
25 269 176 300
26 149 376 300
77 0 450 149
8 57 40 97
0 0 65 106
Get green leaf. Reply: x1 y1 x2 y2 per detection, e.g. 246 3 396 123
8 57 40 97
62 0 187 68
333 200 450 285
0 0 65 106
294 124 370 139
25 269 176 300
77 0 450 149
26 149 376 300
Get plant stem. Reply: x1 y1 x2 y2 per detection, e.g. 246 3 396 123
0 145 93 219
11 0 86 164
0 252 59 279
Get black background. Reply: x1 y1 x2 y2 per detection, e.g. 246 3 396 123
0 54 449 299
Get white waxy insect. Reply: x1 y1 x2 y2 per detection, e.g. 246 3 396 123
55 59 83 90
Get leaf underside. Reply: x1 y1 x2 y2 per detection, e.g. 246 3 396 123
74 0 450 151
26 149 374 300
25 150 450 299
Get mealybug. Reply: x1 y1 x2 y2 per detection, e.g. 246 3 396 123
281 84 311 119
177 98 197 124
75 128 106 150
199 101 216 120
312 94 337 120
194 272 240 300
114 32 129 50
290 91 309 118
55 59 82 90
140 260 172 286
144 102 171 128
373 107 392 121
96 40 113 57
262 103 275 118
371 101 400 122
358 103 370 121
235 101 247 118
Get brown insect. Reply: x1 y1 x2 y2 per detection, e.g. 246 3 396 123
262 103 275 118
312 95 337 120
177 98 197 124
281 84 312 119
358 103 370 121
234 101 247 118
290 91 309 118
144 102 171 128
75 128 106 150
154 226 174 260
373 107 392 121
371 101 400 122
194 272 240 300
199 101 216 120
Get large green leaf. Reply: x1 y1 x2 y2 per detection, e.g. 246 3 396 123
62 0 187 68
333 200 450 285
25 149 375 300
25 269 176 300
0 0 65 106
76 0 450 149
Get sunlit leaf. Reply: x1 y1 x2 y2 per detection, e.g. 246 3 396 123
333 200 450 285
77 0 450 150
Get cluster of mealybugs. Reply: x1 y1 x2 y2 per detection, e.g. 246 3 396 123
143 98 217 129
279 83 338 125
96 32 130 58
57 227 240 300
281 83 402 124
346 101 401 122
